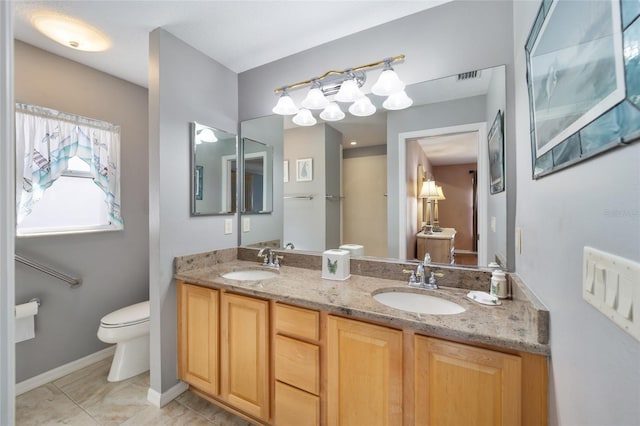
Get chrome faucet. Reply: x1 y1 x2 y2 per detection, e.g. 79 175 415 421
405 253 438 289
257 247 282 268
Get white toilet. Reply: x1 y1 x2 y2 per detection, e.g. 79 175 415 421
97 301 150 382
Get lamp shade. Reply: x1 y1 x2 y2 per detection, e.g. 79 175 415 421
383 90 413 110
431 185 446 201
419 180 439 199
348 96 376 117
301 87 329 109
319 102 345 121
335 78 364 103
371 68 405 96
272 91 299 115
292 108 317 126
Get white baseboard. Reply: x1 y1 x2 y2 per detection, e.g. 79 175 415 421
16 346 116 395
147 380 188 408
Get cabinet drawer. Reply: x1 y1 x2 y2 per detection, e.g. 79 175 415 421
275 335 320 395
275 381 320 426
275 303 319 341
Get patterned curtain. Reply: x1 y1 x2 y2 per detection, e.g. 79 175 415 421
15 103 122 227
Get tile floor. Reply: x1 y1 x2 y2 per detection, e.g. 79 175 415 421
16 357 255 425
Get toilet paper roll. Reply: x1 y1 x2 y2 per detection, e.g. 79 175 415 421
15 300 38 343
15 300 38 319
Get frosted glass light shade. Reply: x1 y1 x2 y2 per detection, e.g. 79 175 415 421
292 108 317 126
272 92 299 115
335 79 364 103
383 90 413 110
197 128 218 143
31 12 111 52
348 96 376 117
301 87 329 109
319 102 345 121
371 69 405 96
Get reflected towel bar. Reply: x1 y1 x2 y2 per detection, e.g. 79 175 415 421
284 195 314 200
15 254 82 288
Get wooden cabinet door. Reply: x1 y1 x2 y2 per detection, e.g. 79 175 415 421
414 335 522 426
327 316 403 426
220 293 269 420
177 281 219 396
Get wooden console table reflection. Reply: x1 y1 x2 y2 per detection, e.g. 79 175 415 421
417 228 456 264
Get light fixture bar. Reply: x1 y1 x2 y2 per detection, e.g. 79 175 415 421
274 54 405 94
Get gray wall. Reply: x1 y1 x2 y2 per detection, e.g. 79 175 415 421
238 0 516 268
148 28 238 394
387 95 487 259
14 41 149 382
513 2 640 424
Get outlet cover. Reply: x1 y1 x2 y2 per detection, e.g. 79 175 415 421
583 247 640 341
224 219 233 235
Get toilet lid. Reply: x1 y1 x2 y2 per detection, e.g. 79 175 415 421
100 301 149 327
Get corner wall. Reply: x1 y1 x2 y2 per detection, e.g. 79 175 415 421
14 41 149 382
513 2 640 424
148 28 238 394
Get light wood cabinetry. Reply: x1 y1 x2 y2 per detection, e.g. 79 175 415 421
414 335 522 426
417 229 456 263
274 303 321 426
178 282 546 426
221 292 270 420
177 281 219 396
327 315 403 426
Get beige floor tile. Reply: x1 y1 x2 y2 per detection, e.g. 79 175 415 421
82 380 152 425
176 391 255 426
57 363 137 408
15 383 95 426
53 357 113 388
120 400 211 425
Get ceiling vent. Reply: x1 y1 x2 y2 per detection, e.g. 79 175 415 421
457 70 480 81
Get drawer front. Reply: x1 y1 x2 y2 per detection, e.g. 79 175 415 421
275 381 320 426
275 303 319 341
275 335 320 395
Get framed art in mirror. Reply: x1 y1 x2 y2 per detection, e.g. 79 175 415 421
526 0 640 178
488 110 505 194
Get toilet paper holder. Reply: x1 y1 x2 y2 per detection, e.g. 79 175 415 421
29 297 41 308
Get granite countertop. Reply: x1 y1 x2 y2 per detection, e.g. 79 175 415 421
175 258 550 355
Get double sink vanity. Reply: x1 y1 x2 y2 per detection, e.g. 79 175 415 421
174 247 549 426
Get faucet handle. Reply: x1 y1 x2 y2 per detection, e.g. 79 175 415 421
273 255 284 268
403 269 418 287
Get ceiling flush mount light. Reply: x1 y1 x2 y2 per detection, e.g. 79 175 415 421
31 12 111 52
272 55 411 126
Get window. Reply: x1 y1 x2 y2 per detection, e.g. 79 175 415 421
16 103 122 236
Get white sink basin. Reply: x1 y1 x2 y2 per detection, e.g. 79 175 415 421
373 291 465 315
222 270 278 281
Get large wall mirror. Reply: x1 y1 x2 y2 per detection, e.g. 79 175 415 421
190 122 238 216
239 65 508 269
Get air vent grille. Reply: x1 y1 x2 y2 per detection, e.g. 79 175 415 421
457 70 480 81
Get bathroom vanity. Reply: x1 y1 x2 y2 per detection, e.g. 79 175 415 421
174 249 549 426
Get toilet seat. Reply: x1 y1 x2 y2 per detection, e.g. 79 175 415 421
100 301 149 328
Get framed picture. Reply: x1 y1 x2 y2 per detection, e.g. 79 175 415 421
526 0 640 178
283 160 289 183
296 158 313 182
488 110 505 194
195 165 203 200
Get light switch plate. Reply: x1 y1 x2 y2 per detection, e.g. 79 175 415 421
224 219 233 235
243 217 250 233
583 247 640 341
491 216 496 232
515 227 523 254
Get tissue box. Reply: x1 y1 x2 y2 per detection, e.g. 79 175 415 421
322 249 351 280
339 244 364 257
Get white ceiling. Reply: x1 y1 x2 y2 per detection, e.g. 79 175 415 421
12 0 449 88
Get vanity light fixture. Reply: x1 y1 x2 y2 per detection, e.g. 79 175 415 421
31 11 111 52
272 55 411 126
194 122 218 144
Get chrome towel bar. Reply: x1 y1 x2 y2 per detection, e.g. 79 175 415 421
15 254 81 288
